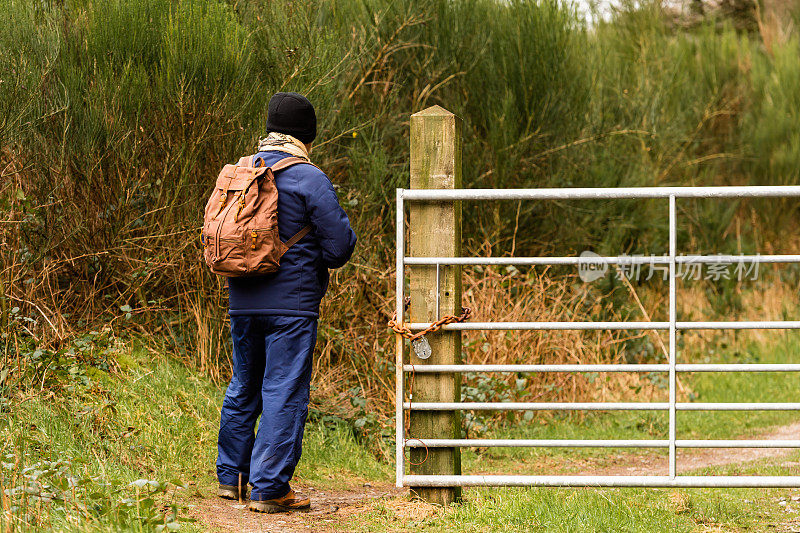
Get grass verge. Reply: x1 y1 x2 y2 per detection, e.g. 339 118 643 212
0 342 387 531
3 331 800 531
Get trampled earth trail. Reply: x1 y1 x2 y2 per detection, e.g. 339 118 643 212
189 483 404 533
190 422 800 532
573 421 800 477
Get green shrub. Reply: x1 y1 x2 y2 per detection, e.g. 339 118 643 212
2 0 800 421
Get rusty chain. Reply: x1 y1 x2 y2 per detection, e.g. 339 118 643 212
387 297 472 341
387 297 471 467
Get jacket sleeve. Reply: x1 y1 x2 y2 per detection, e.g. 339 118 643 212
304 170 357 269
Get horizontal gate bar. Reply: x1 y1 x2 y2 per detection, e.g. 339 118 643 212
405 402 668 411
400 186 800 201
678 364 800 371
404 439 800 448
402 475 800 488
404 364 668 372
405 402 800 411
403 364 800 372
405 256 669 266
404 254 800 266
406 321 800 331
679 321 800 330
679 440 800 448
679 403 800 410
406 321 669 330
405 439 668 448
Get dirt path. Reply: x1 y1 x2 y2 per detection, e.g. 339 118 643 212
574 421 800 476
188 483 403 533
189 423 800 532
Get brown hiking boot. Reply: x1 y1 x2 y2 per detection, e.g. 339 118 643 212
218 484 247 501
248 489 311 513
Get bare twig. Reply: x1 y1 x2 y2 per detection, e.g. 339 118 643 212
6 294 61 341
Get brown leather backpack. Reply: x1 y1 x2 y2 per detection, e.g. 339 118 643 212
201 155 313 277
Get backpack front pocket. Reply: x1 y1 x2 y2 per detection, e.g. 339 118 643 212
204 234 247 276
244 226 282 274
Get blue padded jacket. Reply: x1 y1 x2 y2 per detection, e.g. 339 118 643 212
226 151 357 317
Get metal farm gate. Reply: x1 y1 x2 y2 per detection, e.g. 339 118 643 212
395 184 800 490
395 106 800 494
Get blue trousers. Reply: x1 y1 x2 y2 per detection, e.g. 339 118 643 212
216 315 317 501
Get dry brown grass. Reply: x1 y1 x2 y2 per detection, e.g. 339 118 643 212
306 262 670 435
460 266 659 406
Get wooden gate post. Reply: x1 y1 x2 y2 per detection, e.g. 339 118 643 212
408 105 462 505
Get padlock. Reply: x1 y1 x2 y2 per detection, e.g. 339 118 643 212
411 336 432 360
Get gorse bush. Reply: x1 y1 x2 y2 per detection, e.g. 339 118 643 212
2 0 800 423
745 34 800 234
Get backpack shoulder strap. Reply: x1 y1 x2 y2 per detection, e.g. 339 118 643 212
236 154 254 167
270 156 318 254
234 155 320 171
281 225 312 255
270 156 321 173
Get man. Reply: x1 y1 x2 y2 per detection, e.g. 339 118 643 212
216 92 357 513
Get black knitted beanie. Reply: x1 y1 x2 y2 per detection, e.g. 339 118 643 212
266 92 317 144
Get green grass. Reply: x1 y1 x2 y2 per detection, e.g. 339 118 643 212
350 436 800 531
4 332 800 531
343 332 800 532
347 480 799 532
0 344 388 531
350 444 800 532
2 346 221 531
299 424 391 489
